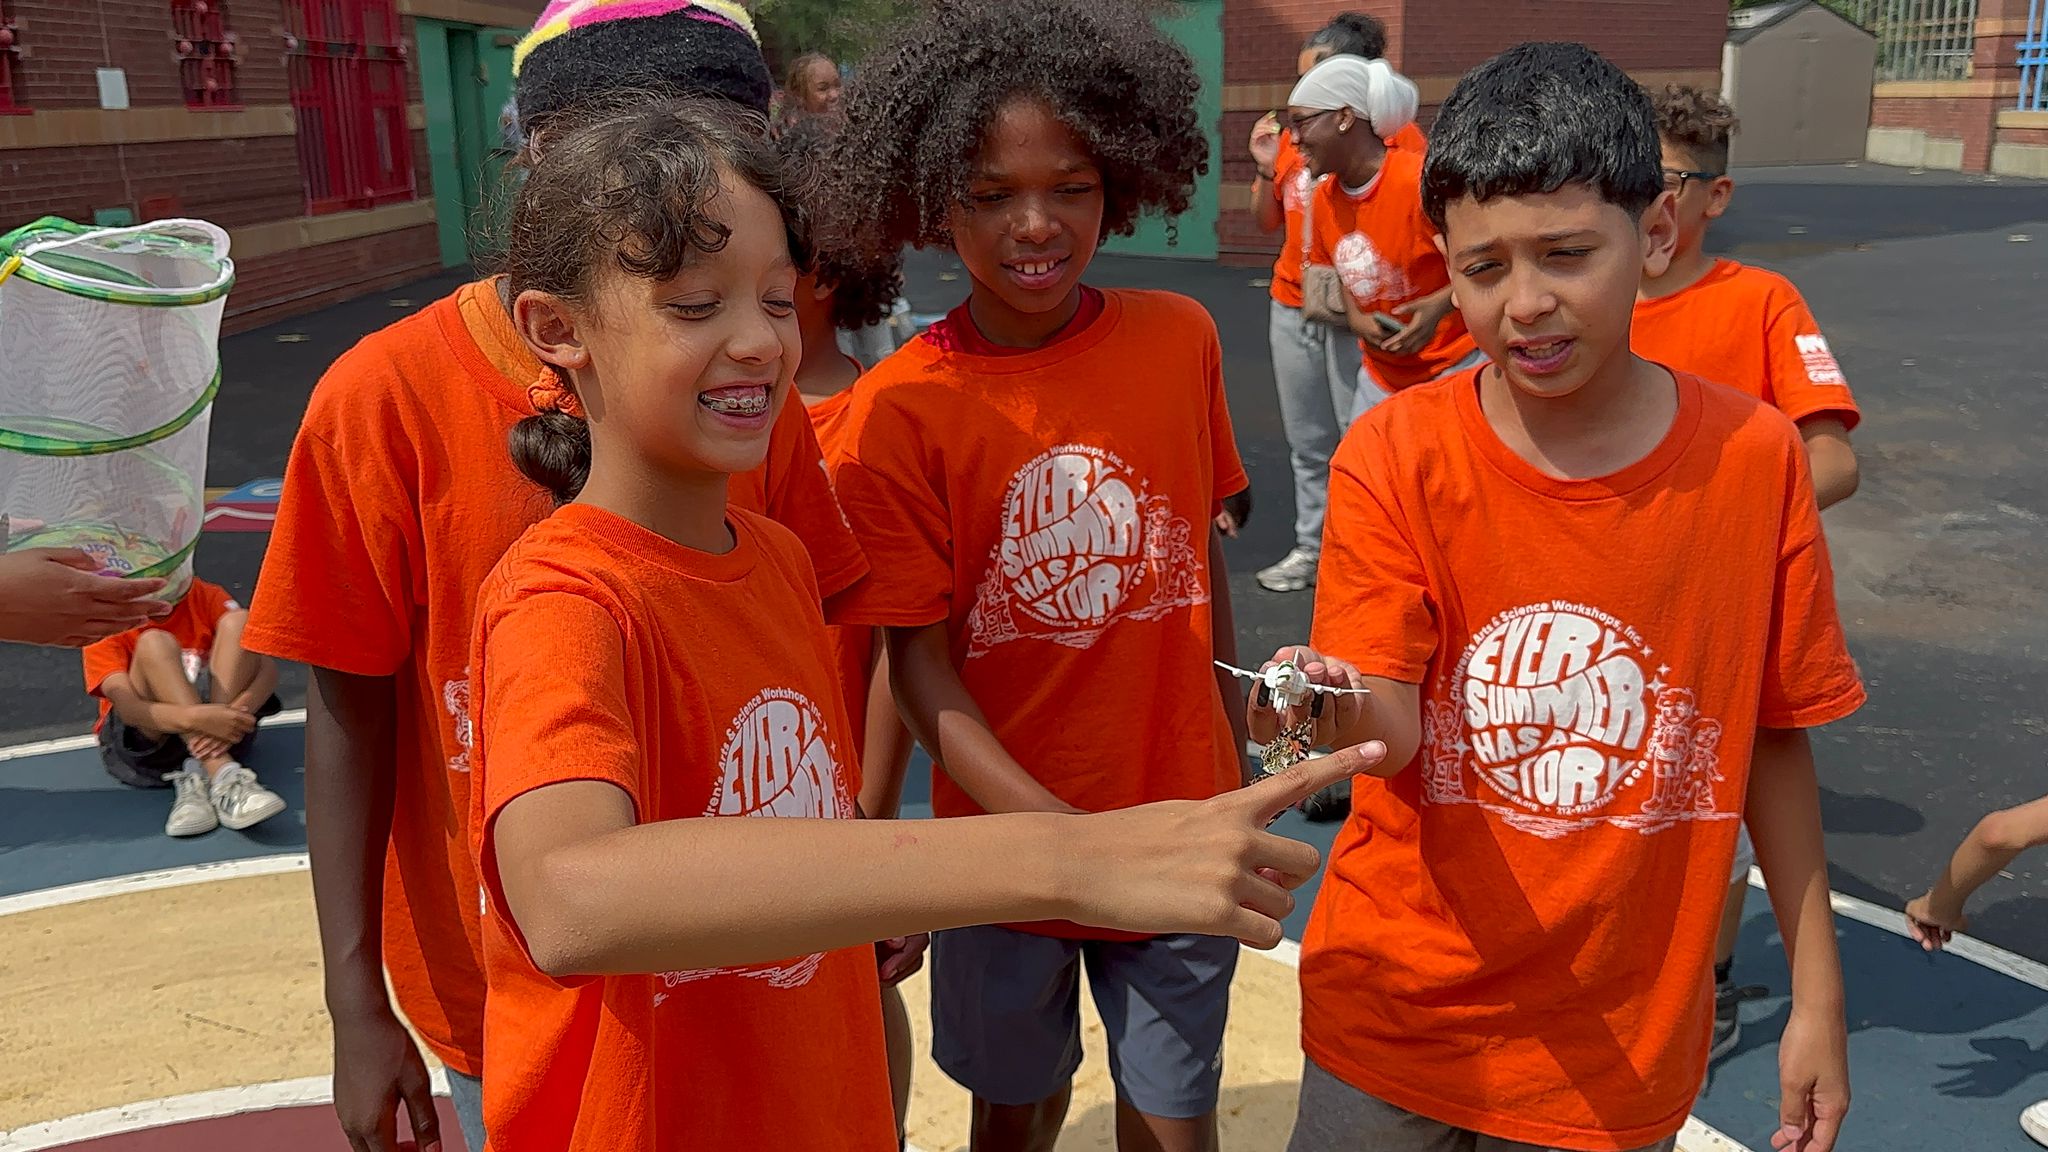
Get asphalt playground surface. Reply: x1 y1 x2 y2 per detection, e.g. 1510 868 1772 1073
2 162 2046 1149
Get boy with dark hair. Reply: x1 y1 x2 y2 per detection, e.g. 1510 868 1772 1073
1635 83 1864 1060
1257 43 1859 1152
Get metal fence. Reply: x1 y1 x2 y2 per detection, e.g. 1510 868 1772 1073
1838 0 1981 81
2020 0 2048 110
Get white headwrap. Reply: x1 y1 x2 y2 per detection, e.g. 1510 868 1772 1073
1288 56 1418 139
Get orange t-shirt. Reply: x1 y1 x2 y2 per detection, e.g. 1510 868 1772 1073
807 387 856 462
1633 258 1860 430
1305 148 1476 392
1301 370 1865 1149
1270 124 1427 309
471 503 892 1151
83 579 238 729
241 280 868 1074
806 387 875 762
1270 133 1314 309
828 289 1247 935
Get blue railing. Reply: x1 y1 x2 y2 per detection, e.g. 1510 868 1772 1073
2021 0 2048 110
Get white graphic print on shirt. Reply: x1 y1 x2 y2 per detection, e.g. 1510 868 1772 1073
1333 231 1415 310
443 674 473 774
655 688 852 1000
967 445 1206 657
1422 601 1730 840
1794 333 1847 385
1284 166 1313 216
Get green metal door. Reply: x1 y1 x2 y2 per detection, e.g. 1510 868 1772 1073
418 19 524 268
448 29 486 245
471 33 521 262
1101 0 1223 260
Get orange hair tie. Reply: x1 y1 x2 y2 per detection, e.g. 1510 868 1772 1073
527 372 585 419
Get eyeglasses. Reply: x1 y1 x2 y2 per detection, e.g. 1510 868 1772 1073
1288 109 1337 134
1662 167 1721 193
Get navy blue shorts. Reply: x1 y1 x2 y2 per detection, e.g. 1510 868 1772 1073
930 923 1237 1119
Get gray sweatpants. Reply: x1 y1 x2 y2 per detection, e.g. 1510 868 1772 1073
1269 299 1364 556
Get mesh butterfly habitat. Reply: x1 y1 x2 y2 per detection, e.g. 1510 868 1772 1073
0 217 234 603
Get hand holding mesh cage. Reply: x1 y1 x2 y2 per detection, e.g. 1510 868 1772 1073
0 217 234 604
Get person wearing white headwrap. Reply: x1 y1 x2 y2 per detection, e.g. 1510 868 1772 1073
1248 13 1430 600
1289 55 1485 424
1289 56 1418 143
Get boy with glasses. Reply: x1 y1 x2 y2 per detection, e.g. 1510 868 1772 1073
1634 85 1861 511
1632 83 1864 1066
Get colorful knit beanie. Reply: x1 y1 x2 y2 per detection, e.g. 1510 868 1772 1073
513 0 771 130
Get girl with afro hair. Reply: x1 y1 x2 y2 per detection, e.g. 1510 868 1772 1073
823 3 1258 1150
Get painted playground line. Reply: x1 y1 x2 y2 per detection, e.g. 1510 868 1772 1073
5 722 2048 1150
0 846 1745 1152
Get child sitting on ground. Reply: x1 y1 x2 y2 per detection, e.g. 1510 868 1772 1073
83 577 286 837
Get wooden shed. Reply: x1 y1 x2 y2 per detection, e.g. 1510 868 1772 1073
1723 0 1878 165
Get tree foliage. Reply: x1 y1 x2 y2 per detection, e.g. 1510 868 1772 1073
751 0 920 73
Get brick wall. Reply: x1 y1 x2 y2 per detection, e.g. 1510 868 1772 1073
13 2 383 110
1218 0 1729 262
0 125 432 226
1223 0 1402 85
3 1 444 326
1865 0 2037 174
1871 95 2002 169
1397 1 1726 77
225 222 441 332
0 137 304 227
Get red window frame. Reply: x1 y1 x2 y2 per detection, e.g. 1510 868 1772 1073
284 0 415 215
172 0 239 109
0 1 27 116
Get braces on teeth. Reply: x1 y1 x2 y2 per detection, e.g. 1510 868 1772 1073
703 392 770 414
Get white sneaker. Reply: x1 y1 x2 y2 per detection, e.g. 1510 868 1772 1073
209 762 286 831
2021 1100 2048 1147
1256 547 1319 593
165 767 218 837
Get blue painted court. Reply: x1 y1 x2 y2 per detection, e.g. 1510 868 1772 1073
5 720 2048 1150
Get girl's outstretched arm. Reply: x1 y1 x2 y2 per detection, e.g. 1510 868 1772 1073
492 741 1381 979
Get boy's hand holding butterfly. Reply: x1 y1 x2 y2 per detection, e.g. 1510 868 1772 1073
1246 645 1373 750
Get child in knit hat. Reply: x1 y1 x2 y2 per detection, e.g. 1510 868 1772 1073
241 6 858 1152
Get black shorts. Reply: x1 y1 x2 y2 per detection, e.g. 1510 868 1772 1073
97 693 283 789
